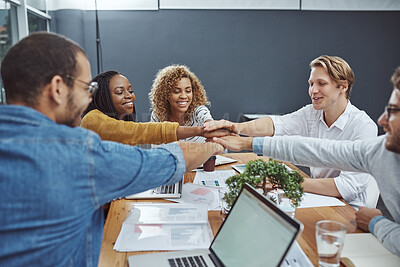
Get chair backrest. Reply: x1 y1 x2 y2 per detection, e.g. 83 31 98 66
365 176 380 208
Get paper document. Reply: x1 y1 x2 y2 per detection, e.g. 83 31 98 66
232 163 293 174
167 183 221 211
340 233 400 267
232 164 246 173
193 169 236 188
297 192 346 208
114 223 212 252
114 203 212 252
281 241 313 267
125 203 208 224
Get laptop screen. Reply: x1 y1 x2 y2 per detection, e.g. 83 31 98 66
210 185 300 267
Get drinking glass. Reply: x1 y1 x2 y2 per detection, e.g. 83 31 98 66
315 220 347 267
218 188 230 220
276 189 296 218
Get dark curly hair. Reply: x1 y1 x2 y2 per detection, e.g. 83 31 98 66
149 64 209 123
82 70 136 121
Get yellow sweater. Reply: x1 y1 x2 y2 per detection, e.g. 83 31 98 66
80 109 179 145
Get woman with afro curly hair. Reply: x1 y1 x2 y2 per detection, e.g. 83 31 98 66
81 70 226 146
149 64 213 143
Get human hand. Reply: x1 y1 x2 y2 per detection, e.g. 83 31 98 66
211 135 253 152
212 142 225 155
203 119 239 134
203 129 231 139
355 207 383 232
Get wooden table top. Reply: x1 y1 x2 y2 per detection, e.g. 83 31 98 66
98 153 364 267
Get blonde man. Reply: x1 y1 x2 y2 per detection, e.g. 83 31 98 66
204 55 377 208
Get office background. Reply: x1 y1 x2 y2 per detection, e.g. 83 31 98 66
1 1 400 134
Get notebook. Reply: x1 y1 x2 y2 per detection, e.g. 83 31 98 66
128 183 303 267
340 233 400 267
125 178 183 199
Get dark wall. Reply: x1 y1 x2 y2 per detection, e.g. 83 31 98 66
50 9 400 130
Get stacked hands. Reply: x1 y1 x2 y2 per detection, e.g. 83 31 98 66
202 119 254 151
203 119 382 233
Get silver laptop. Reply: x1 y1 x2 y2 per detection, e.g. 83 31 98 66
125 178 183 199
128 183 303 267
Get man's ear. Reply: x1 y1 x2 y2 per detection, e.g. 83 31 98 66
340 80 349 94
48 75 67 105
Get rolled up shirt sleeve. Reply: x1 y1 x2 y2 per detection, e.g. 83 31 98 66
333 171 370 204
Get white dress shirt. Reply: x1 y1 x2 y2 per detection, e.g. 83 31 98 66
270 101 377 207
151 105 213 143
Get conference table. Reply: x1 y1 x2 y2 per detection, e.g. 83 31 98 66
98 153 364 267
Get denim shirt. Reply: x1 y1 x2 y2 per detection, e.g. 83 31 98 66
0 105 186 266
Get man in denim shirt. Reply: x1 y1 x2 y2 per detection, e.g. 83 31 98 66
0 32 224 266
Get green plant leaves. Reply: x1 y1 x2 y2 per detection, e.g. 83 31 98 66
223 158 304 208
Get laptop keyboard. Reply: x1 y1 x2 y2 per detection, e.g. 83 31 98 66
155 184 176 194
168 255 208 267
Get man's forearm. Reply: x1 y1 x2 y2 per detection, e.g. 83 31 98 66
178 141 223 171
302 177 342 198
238 116 275 137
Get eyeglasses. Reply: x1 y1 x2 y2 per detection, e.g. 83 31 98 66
384 105 400 120
65 75 98 94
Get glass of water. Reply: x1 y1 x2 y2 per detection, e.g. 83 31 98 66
315 220 347 267
276 189 296 218
218 188 230 220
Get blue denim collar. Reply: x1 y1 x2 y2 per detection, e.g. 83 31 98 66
0 104 56 126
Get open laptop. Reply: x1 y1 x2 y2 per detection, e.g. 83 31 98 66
125 178 183 199
128 183 303 267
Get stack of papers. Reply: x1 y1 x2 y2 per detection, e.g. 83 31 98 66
167 183 221 211
193 169 236 188
298 193 346 208
114 203 213 252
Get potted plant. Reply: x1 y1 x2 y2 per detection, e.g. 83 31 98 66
223 158 304 212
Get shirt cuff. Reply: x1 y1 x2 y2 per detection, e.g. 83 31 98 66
160 142 186 184
369 215 386 234
252 137 264 155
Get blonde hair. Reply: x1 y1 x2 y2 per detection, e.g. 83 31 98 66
310 55 354 99
391 66 400 89
149 64 210 123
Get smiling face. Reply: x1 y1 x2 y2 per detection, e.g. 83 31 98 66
378 88 400 153
109 74 135 119
308 66 348 114
168 77 193 118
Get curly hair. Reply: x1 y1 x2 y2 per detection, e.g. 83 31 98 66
149 64 210 123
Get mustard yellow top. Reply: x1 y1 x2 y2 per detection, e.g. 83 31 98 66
80 109 179 145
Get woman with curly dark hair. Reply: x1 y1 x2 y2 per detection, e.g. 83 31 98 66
149 64 213 143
